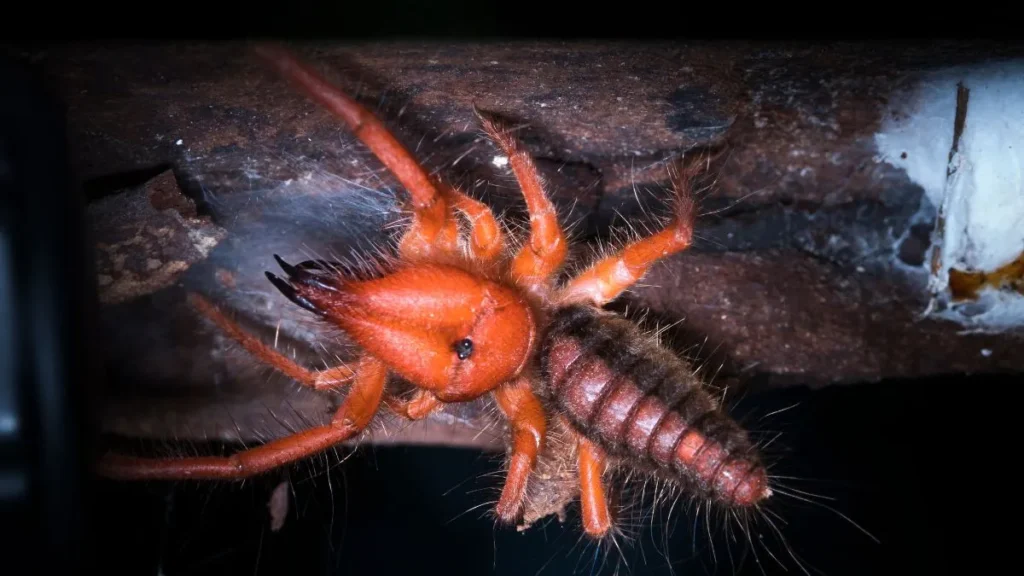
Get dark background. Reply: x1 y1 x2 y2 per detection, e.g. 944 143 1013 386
89 375 992 576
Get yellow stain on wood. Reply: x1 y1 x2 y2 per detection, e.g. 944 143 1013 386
948 251 1024 301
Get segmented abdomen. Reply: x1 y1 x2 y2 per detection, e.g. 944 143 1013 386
538 305 769 507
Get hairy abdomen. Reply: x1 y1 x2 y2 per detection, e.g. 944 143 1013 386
538 305 769 507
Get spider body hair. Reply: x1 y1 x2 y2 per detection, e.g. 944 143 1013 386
539 305 769 508
96 43 771 540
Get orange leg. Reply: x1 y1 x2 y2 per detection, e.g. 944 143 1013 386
383 388 443 420
190 292 354 390
577 436 612 538
97 355 388 480
556 153 709 307
251 43 459 261
440 182 506 269
475 108 568 293
492 376 547 522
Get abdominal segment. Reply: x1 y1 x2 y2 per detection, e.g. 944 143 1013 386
538 305 770 507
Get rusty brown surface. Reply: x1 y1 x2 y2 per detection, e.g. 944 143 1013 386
24 42 1024 455
27 41 1020 207
632 250 1022 386
88 170 227 305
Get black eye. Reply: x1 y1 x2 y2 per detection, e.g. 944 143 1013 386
454 338 474 360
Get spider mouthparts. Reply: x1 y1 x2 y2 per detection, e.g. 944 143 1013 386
273 254 299 277
265 271 324 316
273 254 339 293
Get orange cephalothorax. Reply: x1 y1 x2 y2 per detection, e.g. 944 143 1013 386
266 256 537 402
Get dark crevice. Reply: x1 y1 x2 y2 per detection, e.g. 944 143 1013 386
81 164 172 202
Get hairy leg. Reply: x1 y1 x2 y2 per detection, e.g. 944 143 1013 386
475 108 568 293
383 388 443 420
251 43 459 261
190 292 354 390
440 182 506 269
577 435 612 538
492 376 547 522
556 153 711 307
97 355 388 480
